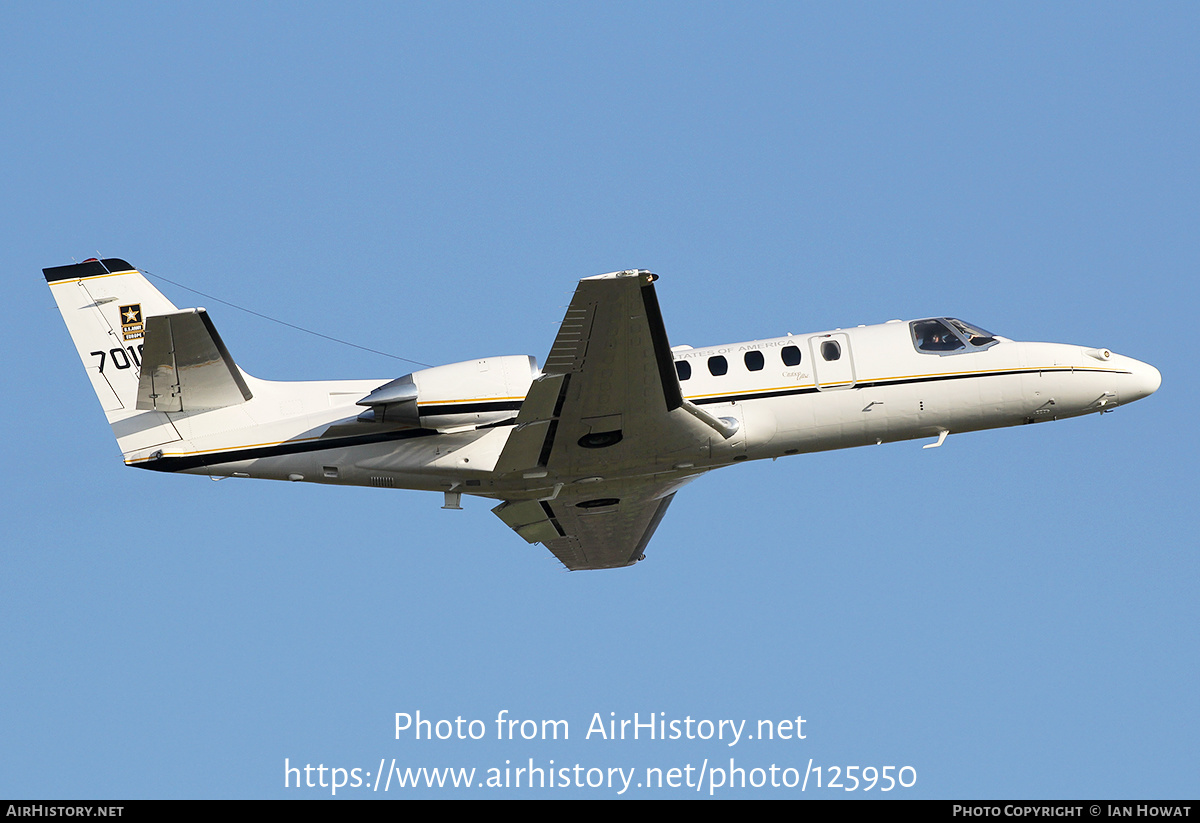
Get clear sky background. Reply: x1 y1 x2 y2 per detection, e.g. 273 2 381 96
3 3 1196 799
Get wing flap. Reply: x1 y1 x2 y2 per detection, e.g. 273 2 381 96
493 499 562 544
493 486 682 571
493 373 568 475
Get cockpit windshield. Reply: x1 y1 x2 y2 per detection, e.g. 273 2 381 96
945 318 996 347
911 318 998 354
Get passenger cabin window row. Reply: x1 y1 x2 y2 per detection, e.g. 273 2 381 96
674 344 803 381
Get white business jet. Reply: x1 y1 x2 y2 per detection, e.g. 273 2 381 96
46 258 1160 570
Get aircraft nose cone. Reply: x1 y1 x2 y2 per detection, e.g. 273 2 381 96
1125 359 1161 403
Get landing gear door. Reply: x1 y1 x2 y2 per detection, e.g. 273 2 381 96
810 333 856 390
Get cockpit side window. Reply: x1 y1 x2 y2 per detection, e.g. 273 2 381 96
910 318 998 355
912 319 964 352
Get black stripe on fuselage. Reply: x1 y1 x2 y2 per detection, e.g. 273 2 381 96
689 366 1130 406
135 365 1128 472
417 400 524 416
131 426 437 473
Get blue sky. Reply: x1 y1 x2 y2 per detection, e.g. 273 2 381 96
3 3 1196 798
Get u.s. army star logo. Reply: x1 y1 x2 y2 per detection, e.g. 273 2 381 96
119 303 144 340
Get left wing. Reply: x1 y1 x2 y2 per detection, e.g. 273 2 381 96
491 270 733 570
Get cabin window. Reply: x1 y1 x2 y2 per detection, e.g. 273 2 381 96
708 355 728 376
675 360 692 381
821 340 841 361
744 351 764 371
781 345 801 366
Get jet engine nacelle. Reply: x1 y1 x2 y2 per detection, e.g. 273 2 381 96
356 354 538 430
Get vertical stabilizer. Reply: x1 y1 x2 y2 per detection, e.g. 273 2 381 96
44 258 184 455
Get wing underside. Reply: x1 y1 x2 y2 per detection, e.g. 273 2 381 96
493 485 681 570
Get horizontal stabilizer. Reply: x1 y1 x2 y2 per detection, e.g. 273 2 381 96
136 309 252 412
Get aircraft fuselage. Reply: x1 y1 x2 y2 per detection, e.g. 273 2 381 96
136 319 1159 501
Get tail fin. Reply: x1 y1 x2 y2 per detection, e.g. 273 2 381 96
44 258 204 459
